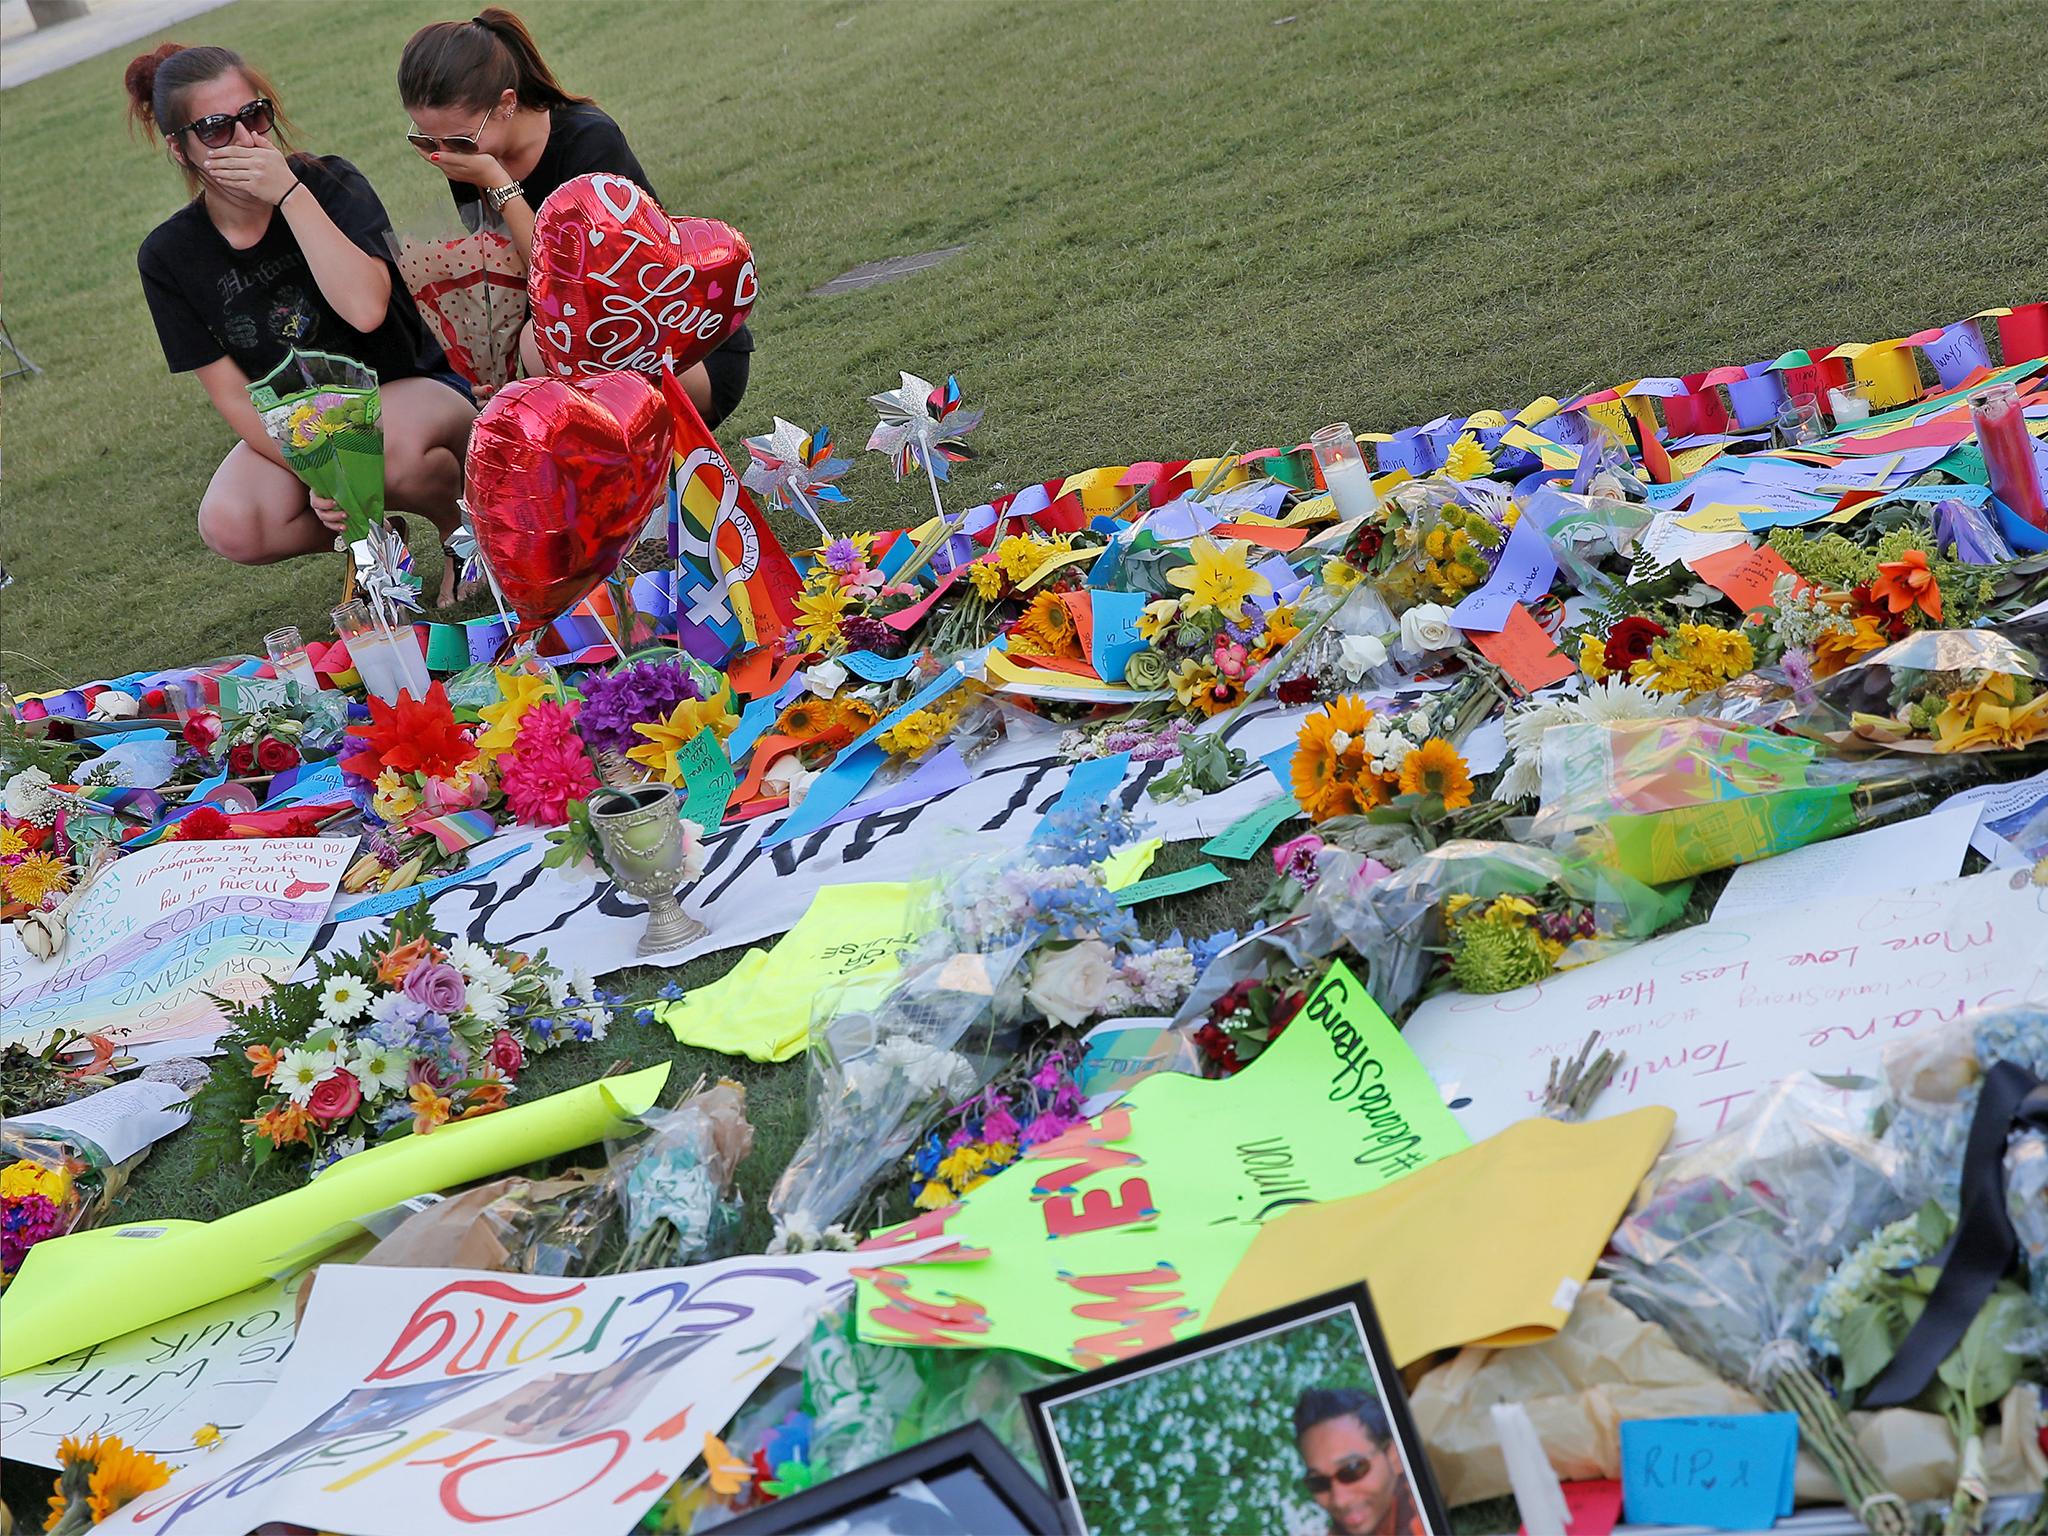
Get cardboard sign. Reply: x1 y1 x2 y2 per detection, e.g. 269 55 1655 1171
853 960 1467 1369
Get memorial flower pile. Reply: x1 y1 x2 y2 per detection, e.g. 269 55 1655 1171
191 900 609 1170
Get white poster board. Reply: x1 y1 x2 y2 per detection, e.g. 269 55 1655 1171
114 1247 939 1536
0 838 355 1056
1403 870 2048 1151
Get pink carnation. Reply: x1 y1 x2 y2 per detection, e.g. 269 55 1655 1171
499 701 599 826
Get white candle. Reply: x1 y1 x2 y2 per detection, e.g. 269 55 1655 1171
1321 454 1382 520
350 631 402 704
1827 387 1871 424
389 625 431 701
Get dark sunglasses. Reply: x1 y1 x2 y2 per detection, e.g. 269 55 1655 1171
177 98 274 150
1304 1455 1378 1498
406 109 491 155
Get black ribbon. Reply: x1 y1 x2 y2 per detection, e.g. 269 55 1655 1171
1860 1059 2048 1408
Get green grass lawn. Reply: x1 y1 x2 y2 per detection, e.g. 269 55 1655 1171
0 3 2040 1523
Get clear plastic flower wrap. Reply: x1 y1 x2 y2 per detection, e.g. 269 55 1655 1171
604 1080 754 1274
768 813 1152 1248
1876 1002 2048 1310
1355 837 1690 1014
0 1128 138 1287
1601 1075 1916 1535
1528 715 1943 884
1800 626 2048 754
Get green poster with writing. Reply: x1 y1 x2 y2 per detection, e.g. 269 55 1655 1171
853 959 1467 1369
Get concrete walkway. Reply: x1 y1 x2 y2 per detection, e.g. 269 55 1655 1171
1 0 238 91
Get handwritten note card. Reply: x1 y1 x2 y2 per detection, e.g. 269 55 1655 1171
1683 543 1808 618
1403 870 2048 1150
1620 1414 1797 1531
1090 589 1149 683
1469 605 1575 692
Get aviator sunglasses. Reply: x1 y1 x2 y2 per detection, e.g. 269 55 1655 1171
176 97 275 150
1303 1455 1379 1498
406 108 492 155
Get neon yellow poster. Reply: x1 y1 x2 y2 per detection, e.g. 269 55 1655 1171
852 960 1467 1369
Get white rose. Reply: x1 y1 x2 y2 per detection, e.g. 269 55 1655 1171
1025 939 1118 1027
802 659 848 697
1400 603 1461 653
1336 633 1388 681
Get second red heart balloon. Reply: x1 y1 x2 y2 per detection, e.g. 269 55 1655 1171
464 371 674 635
528 172 758 380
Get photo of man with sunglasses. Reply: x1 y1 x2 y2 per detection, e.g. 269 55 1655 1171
1295 1388 1427 1536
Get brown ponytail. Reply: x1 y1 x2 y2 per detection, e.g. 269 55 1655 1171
398 7 593 114
123 41 296 191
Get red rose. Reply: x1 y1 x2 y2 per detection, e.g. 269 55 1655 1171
1275 675 1317 706
181 712 221 753
1603 616 1668 672
257 737 301 773
488 1030 526 1077
227 742 257 776
306 1069 362 1125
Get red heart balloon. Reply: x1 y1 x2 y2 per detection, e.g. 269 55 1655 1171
528 172 758 380
464 372 675 634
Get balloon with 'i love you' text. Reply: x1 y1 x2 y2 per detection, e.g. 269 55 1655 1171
528 172 757 380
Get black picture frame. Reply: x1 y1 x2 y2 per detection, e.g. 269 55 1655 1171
721 1420 1065 1535
1022 1283 1450 1536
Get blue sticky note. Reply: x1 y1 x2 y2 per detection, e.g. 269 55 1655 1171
1449 511 1558 634
261 760 344 808
839 649 922 683
877 528 925 580
1261 744 1296 787
1090 590 1148 683
726 694 782 764
1619 1414 1798 1533
1037 752 1130 838
1088 539 1123 587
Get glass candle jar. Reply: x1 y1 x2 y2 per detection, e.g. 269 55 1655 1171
332 600 400 704
264 625 320 693
1971 382 2048 531
1309 423 1382 520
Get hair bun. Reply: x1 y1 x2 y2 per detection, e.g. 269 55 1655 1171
122 41 184 123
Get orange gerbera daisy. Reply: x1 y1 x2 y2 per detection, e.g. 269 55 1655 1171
1397 738 1475 809
1869 548 1942 624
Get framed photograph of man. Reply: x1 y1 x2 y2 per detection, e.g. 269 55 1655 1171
721 1421 1064 1535
1022 1284 1448 1536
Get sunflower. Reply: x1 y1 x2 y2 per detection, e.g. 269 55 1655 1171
5 851 70 907
1397 738 1475 809
1166 538 1271 623
795 587 853 656
1008 590 1082 658
1291 696 1385 822
85 1438 173 1523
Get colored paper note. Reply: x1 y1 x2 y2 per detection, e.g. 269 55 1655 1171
838 648 923 683
1470 605 1574 692
1207 1110 1671 1365
0 838 355 1056
660 881 933 1061
1675 504 1757 533
820 745 974 830
855 960 1468 1368
1620 1414 1798 1531
1041 752 1131 835
119 1248 937 1536
331 845 522 923
1112 861 1230 906
1089 589 1149 683
676 727 737 831
1501 422 1582 470
1710 804 1978 922
1682 543 1806 617
1199 795 1303 861
1450 514 1558 633
1523 1480 1624 1536
2 1065 670 1376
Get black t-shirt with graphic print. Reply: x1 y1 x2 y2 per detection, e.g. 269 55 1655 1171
138 154 450 385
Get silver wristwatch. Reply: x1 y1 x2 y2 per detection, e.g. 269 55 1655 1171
485 181 525 213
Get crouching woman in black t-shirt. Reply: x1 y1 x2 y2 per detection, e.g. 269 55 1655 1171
127 43 478 604
396 7 754 426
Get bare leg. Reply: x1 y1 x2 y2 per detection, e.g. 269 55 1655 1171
381 376 478 605
197 443 331 564
678 361 713 419
518 317 542 380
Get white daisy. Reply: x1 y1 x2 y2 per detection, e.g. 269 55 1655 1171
319 974 373 1025
349 1040 411 1095
448 939 514 999
1576 676 1686 724
274 1047 336 1106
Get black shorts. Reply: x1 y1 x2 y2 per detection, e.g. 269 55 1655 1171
700 341 750 427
